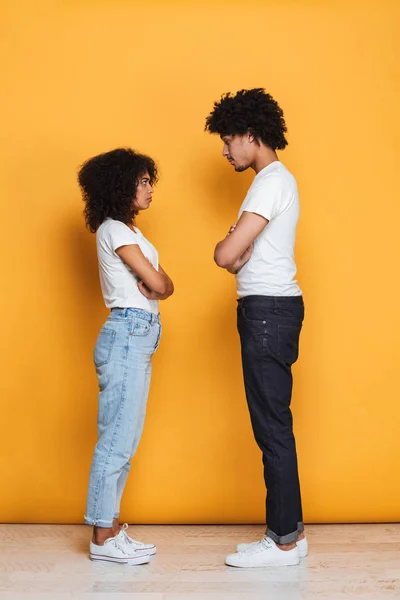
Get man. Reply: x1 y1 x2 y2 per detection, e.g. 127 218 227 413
205 88 307 568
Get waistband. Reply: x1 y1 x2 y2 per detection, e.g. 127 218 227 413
110 307 160 324
237 295 304 310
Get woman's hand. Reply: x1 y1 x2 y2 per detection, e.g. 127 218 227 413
137 280 160 299
116 245 169 295
137 263 174 300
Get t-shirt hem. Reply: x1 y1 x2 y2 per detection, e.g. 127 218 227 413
236 290 302 298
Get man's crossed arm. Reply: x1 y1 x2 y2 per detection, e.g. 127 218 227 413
214 211 269 274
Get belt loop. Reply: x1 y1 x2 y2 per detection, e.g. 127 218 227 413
124 308 129 318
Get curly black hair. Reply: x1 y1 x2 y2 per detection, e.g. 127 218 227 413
78 147 158 233
205 88 288 150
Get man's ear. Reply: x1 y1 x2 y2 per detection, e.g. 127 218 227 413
247 129 260 145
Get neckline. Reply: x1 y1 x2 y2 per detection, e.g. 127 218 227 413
255 160 281 179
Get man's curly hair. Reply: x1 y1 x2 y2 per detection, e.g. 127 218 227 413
78 148 158 233
205 88 288 150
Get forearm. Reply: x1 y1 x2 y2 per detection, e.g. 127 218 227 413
224 253 250 274
155 278 174 300
214 238 252 272
225 264 240 275
138 271 174 300
156 265 174 299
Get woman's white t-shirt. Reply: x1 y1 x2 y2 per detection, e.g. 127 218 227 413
96 218 159 314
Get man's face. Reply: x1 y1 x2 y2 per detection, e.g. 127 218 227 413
221 134 255 172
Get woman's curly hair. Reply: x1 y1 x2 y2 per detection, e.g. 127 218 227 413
205 88 288 150
78 147 158 233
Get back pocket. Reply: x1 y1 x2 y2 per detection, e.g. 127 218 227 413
278 323 301 365
94 328 116 367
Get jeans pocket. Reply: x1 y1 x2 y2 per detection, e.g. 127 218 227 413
94 328 116 367
154 323 162 352
241 307 267 325
131 317 151 337
278 323 301 365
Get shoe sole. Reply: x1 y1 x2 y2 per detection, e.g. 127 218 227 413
130 546 156 556
90 553 150 565
237 543 308 558
225 557 300 568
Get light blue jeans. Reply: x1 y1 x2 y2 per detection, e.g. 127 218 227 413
85 307 162 527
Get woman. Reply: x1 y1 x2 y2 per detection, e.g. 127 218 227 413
78 148 174 565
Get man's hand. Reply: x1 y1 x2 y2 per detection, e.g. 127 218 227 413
240 243 254 264
226 223 237 237
214 212 268 270
226 243 254 274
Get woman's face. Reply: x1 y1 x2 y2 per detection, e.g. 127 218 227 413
133 171 154 211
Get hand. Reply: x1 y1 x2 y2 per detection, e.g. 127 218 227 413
227 243 254 274
226 223 237 237
240 242 253 263
137 280 159 300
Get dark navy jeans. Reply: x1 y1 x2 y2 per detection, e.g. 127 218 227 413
237 295 304 545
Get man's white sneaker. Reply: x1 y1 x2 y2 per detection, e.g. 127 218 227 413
90 528 151 565
226 537 300 568
237 536 308 558
120 523 157 556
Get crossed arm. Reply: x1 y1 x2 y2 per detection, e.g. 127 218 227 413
214 211 269 274
115 244 174 300
114 211 267 299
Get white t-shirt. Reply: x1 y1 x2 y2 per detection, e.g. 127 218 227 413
96 218 159 313
236 161 302 297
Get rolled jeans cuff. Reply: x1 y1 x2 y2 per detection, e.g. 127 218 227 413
84 515 113 528
266 521 304 545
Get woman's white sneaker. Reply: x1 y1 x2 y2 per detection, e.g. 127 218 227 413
90 529 151 565
226 537 300 568
237 536 308 558
120 523 157 556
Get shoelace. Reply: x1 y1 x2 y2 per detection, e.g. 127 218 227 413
105 534 130 556
261 537 273 550
120 523 145 546
243 536 273 554
123 533 144 546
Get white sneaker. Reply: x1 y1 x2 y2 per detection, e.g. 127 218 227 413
237 536 308 558
226 537 300 568
120 523 157 556
89 528 151 565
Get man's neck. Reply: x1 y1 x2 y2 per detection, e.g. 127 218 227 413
252 147 279 174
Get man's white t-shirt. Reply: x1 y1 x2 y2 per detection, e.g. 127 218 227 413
236 161 302 297
96 218 159 314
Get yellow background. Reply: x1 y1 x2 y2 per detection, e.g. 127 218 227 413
1 0 399 524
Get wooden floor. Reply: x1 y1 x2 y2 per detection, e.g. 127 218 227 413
0 524 399 599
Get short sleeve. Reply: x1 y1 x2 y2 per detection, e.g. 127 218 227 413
107 221 139 253
242 175 283 221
